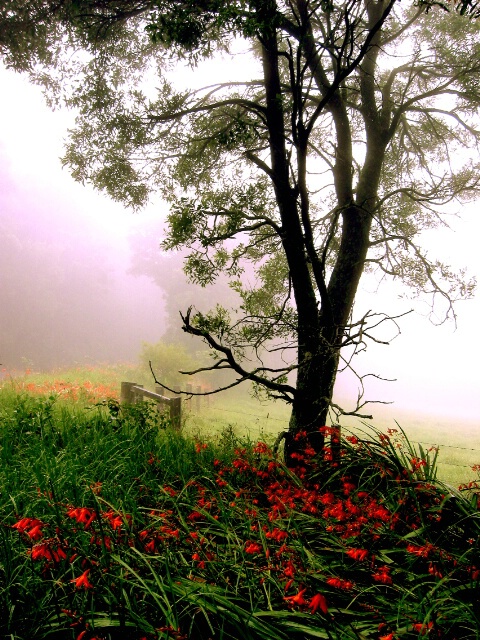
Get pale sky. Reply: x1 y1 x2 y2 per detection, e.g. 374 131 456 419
1 64 479 422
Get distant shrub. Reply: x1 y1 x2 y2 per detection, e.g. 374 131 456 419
138 340 200 390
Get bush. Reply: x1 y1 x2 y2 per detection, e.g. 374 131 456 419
138 341 200 391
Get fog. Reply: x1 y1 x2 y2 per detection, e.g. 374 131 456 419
0 68 167 371
0 160 167 370
1 66 479 424
0 67 238 374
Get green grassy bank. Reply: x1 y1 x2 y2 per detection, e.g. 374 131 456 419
0 372 479 639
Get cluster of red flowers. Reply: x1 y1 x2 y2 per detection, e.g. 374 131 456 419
17 378 119 402
283 588 328 615
9 426 480 639
12 516 47 540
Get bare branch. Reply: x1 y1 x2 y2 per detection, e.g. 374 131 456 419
179 306 296 402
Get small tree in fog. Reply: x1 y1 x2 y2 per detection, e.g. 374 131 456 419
1 0 479 457
139 340 198 390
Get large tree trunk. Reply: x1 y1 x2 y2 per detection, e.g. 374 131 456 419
285 325 340 463
285 204 373 463
259 1 389 465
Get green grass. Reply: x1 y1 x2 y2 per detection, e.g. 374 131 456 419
0 373 479 639
184 388 290 439
3 365 479 486
338 405 480 487
185 389 480 486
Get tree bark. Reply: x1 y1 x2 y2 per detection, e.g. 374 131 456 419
282 0 394 464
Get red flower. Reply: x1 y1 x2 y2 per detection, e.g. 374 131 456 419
253 442 271 455
245 541 262 554
372 566 392 585
346 548 369 562
12 517 35 532
284 588 308 607
67 507 96 530
308 593 328 615
30 541 67 563
144 539 156 553
26 524 45 540
293 430 308 441
192 553 206 569
326 577 354 590
265 527 288 542
12 517 46 539
406 543 433 558
106 514 124 530
71 569 93 590
428 563 443 579
160 526 180 538
284 578 294 591
468 565 480 580
341 478 357 495
412 621 433 635
283 559 296 578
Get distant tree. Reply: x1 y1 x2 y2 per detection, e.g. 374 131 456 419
1 1 479 459
138 339 199 390
128 220 240 349
0 168 163 371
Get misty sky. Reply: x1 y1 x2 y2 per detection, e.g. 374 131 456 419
1 64 479 422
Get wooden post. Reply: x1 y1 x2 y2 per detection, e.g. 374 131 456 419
186 383 192 411
196 386 201 411
170 397 181 430
155 383 166 397
132 384 144 403
120 382 181 431
121 382 138 404
155 384 166 414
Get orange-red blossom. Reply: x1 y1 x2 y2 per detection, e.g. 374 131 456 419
71 569 93 590
284 589 329 615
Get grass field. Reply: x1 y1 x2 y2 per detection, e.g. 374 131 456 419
2 364 479 486
185 390 480 487
0 366 479 638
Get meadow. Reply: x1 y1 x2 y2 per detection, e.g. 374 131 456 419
186 389 480 488
0 366 479 639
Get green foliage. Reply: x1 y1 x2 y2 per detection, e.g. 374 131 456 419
191 305 232 339
0 388 479 638
3 0 480 425
138 340 200 389
45 5 479 322
144 0 282 55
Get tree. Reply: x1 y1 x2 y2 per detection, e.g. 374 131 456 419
2 0 479 458
128 219 242 350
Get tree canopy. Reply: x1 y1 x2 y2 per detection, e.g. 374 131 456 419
1 0 479 456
